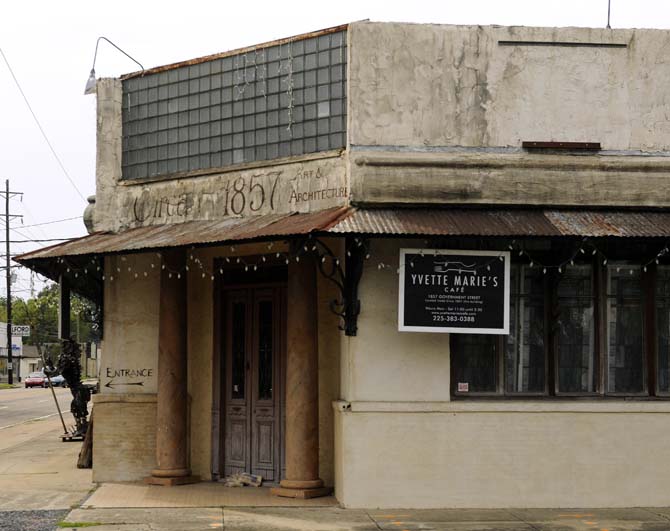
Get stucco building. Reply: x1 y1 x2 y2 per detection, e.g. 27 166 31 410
17 21 670 508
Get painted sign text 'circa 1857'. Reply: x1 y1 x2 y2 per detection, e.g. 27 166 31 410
398 249 510 334
126 159 347 227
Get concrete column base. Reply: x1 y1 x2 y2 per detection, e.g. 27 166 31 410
144 475 200 487
270 486 333 499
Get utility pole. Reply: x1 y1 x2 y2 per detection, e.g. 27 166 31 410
2 180 23 385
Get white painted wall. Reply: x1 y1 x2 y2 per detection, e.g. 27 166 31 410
335 239 670 508
101 254 160 395
335 402 670 509
349 22 670 152
341 239 450 403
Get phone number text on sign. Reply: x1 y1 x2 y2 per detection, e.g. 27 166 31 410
398 249 510 334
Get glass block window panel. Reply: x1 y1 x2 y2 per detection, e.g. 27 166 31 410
451 334 498 394
607 265 645 394
556 265 597 393
657 266 670 393
122 30 347 180
504 265 545 393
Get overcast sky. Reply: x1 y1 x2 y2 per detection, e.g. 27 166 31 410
1 0 669 297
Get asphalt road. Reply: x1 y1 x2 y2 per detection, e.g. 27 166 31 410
0 387 74 430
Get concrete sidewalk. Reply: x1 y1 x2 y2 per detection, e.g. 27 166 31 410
61 480 670 530
0 416 93 511
60 503 670 530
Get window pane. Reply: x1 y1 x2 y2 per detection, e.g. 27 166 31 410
657 266 670 393
505 265 545 393
607 266 644 393
257 300 273 400
557 265 597 393
451 334 497 393
231 301 246 399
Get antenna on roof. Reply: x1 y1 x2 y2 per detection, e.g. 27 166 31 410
606 0 612 29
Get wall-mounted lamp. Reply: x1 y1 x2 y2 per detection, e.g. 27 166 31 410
84 37 145 95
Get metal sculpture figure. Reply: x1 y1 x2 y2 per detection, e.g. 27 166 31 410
58 338 90 436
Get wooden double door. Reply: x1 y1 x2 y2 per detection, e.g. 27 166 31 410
222 286 286 483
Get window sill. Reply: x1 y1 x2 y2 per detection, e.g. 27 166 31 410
333 400 670 414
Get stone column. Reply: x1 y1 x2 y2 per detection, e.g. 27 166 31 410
145 248 198 486
271 255 331 499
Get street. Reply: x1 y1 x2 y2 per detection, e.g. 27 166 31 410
0 387 74 430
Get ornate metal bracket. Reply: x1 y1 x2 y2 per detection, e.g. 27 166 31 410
300 236 366 336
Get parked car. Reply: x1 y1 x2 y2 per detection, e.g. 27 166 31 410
24 371 67 388
48 374 66 387
24 372 47 388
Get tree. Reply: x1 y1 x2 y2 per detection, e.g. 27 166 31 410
0 283 100 360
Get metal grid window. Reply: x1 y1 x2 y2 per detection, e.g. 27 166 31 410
121 30 347 180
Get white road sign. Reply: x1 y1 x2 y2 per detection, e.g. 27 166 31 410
11 325 30 336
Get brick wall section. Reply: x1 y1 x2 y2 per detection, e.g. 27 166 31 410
92 393 157 482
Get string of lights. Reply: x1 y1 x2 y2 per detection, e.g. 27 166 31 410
47 236 670 284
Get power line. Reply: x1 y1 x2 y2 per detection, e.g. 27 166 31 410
0 47 86 202
2 238 77 243
17 216 82 229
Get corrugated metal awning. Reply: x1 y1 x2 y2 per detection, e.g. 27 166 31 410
16 207 350 262
328 208 670 238
16 206 670 267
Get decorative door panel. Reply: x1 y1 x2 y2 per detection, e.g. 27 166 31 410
223 292 251 478
222 286 285 483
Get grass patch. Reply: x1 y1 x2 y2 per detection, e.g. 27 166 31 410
56 522 103 528
0 383 18 390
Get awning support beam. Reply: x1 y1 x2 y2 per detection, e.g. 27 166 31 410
310 236 365 336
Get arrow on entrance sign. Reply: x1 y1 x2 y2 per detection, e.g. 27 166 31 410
104 379 145 388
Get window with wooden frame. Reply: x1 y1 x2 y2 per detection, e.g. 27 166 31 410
451 260 667 398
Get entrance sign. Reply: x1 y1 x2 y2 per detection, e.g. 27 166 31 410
398 249 510 334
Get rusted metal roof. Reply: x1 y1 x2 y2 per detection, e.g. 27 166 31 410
327 208 670 238
16 207 670 267
15 207 350 262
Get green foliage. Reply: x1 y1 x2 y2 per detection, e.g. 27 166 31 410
0 282 100 355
